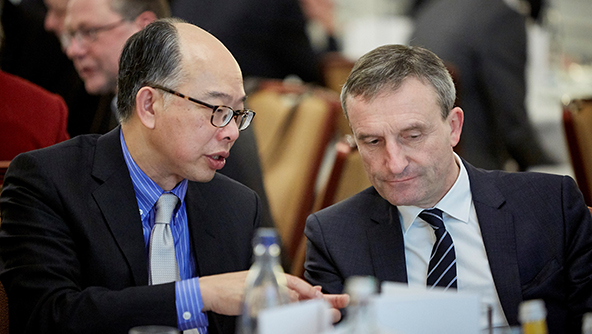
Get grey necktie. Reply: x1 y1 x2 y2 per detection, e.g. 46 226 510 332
149 193 181 285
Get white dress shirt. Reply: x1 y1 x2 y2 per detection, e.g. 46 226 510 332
397 154 509 329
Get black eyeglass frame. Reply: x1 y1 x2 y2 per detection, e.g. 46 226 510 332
149 84 255 131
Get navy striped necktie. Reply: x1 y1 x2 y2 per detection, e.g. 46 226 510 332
419 208 457 290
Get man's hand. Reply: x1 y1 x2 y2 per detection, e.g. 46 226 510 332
199 271 349 322
199 271 249 315
285 275 349 322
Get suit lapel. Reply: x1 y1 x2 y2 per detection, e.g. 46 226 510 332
367 193 408 283
91 128 149 285
185 182 218 277
465 162 522 324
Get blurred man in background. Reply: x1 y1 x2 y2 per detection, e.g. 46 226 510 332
410 0 552 171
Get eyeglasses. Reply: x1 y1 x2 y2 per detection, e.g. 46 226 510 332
150 84 256 131
61 19 126 49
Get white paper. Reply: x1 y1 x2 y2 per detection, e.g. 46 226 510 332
375 281 481 334
258 299 332 334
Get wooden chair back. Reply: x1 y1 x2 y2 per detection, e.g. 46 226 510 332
563 98 592 205
0 161 10 189
315 135 371 211
247 80 341 264
320 52 355 138
291 135 372 277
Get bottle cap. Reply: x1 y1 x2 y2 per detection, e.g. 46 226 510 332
344 276 378 303
253 228 279 247
519 299 547 323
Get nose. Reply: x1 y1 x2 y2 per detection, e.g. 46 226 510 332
65 35 86 60
384 140 408 175
44 13 57 34
218 118 240 143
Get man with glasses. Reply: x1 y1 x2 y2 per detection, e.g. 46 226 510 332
63 0 169 95
0 18 348 334
63 0 276 231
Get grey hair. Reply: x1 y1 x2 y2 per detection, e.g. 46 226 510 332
110 0 170 21
117 18 186 122
340 44 456 120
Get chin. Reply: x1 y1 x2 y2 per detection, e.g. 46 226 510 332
189 171 217 183
85 80 111 96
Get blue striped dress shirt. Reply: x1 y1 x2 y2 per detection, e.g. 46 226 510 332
120 131 208 333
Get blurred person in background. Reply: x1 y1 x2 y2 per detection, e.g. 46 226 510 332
170 0 323 84
409 0 553 171
0 0 102 137
0 1 70 160
299 0 339 54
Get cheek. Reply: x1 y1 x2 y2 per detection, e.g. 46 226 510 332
358 149 384 179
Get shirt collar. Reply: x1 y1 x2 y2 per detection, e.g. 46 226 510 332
120 130 188 221
398 153 472 232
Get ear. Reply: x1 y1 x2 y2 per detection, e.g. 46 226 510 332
447 107 464 147
135 87 159 129
134 11 158 29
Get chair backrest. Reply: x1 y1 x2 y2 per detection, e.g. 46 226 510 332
0 281 8 334
320 52 355 138
563 98 592 205
320 52 355 95
291 135 371 277
0 161 10 189
247 80 341 263
315 135 372 212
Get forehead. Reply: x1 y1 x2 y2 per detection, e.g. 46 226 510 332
66 0 119 28
177 25 245 102
348 78 441 130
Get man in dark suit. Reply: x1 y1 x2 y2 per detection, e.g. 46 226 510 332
63 0 275 228
0 18 346 334
304 44 592 333
409 0 551 171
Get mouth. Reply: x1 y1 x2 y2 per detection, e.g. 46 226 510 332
209 152 229 161
206 152 229 170
73 62 93 78
384 175 416 184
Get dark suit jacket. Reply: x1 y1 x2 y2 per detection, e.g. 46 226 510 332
410 0 549 170
305 161 592 333
0 128 260 334
170 0 322 84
